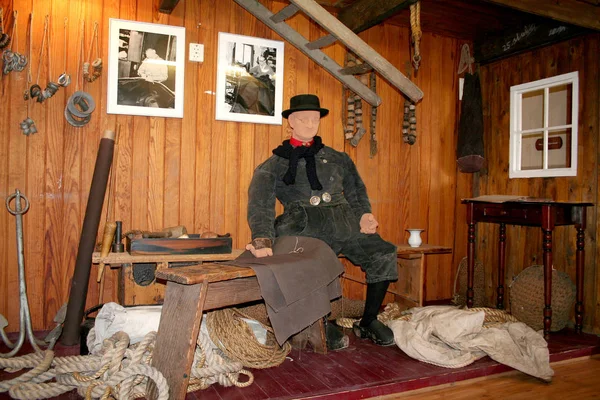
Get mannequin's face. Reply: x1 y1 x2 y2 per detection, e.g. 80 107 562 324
288 110 320 142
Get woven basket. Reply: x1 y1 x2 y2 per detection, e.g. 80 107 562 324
453 257 488 307
509 265 575 332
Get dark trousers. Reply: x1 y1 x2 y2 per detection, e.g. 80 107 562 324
275 203 398 284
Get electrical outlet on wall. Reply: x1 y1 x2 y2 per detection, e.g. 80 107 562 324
189 43 204 62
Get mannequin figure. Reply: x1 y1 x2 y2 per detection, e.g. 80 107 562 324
247 94 397 346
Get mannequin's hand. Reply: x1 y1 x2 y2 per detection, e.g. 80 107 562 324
246 239 273 258
360 213 378 234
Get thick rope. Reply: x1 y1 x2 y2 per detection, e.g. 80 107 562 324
206 308 291 369
1 323 258 399
336 304 519 329
409 1 422 71
188 331 254 391
1 331 169 399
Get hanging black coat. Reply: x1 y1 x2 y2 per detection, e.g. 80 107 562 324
456 72 485 173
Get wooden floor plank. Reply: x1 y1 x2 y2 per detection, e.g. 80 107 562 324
251 368 294 399
375 355 600 400
0 329 598 399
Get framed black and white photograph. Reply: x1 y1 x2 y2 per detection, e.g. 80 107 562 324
215 32 284 125
107 19 185 118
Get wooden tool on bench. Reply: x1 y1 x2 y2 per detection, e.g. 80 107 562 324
126 225 188 239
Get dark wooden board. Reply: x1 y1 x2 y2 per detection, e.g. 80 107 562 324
126 235 232 255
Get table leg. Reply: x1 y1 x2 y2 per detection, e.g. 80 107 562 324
148 279 208 400
466 219 476 308
575 226 585 333
497 223 506 309
542 228 553 338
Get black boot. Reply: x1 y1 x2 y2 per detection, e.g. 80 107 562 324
353 281 394 346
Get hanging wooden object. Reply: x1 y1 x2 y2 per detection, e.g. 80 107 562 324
402 63 417 145
369 71 378 157
342 51 378 151
343 52 356 140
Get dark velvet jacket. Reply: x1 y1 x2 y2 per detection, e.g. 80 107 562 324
247 145 372 241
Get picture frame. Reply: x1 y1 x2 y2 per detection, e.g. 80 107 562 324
107 18 185 118
215 32 284 125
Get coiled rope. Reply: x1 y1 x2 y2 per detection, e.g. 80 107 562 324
0 324 258 399
206 308 291 369
336 304 518 329
0 331 169 399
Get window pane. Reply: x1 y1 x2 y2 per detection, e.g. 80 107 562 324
522 89 544 130
547 128 572 169
521 132 544 170
548 84 572 127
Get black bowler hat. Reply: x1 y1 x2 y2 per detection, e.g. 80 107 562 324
281 94 329 119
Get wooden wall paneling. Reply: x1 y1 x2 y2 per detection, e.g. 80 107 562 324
129 0 151 231
114 0 137 306
418 33 436 300
250 1 272 211
0 4 23 329
26 0 51 330
148 117 165 230
122 0 154 306
435 36 458 300
478 59 498 305
162 0 184 229
191 0 211 235
0 6 8 329
223 2 245 246
415 36 431 239
225 119 240 241
577 35 599 331
209 0 230 239
235 2 256 249
593 34 600 334
147 1 169 235
44 0 68 327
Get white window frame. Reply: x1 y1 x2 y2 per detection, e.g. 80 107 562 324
509 71 579 178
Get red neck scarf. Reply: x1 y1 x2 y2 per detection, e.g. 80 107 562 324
289 137 314 147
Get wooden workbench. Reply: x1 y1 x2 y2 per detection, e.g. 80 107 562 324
92 244 452 308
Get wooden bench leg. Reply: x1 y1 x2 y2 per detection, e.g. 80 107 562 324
308 319 327 354
290 318 327 354
147 279 208 400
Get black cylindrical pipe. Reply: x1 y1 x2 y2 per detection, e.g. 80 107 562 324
61 130 115 345
112 221 124 253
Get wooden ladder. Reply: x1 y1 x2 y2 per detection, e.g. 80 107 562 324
233 0 424 107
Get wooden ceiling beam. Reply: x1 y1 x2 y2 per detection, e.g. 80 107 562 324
336 0 418 33
483 0 600 31
159 0 180 14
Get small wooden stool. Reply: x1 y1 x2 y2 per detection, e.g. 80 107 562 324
147 263 326 400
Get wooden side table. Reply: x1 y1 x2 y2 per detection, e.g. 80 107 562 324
462 198 593 337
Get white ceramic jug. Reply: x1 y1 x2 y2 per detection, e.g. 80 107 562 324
406 229 424 248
